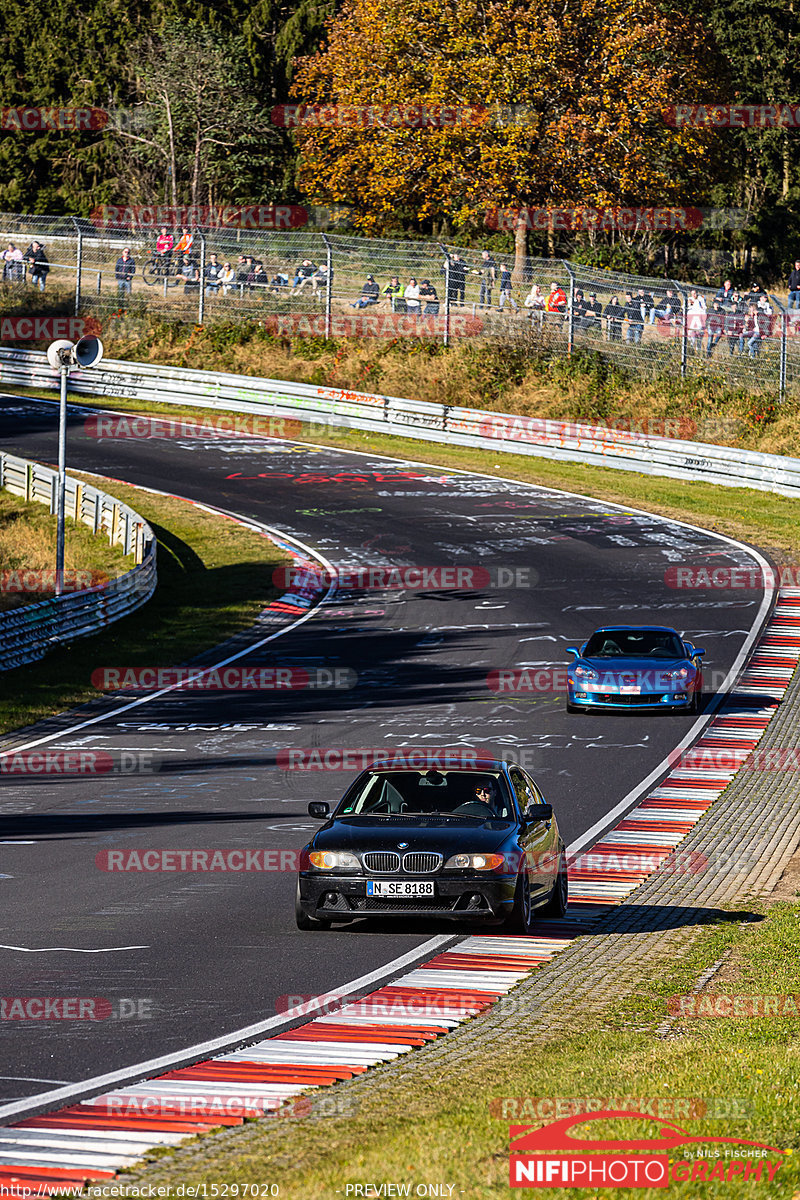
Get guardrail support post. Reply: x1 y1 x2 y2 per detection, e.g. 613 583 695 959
775 295 788 402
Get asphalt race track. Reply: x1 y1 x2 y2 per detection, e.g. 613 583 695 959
0 395 772 1107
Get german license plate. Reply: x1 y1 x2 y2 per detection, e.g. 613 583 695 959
366 880 435 898
619 685 641 694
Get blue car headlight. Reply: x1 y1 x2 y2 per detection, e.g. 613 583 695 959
660 666 692 681
573 665 599 681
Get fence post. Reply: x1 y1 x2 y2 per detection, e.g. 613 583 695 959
439 243 451 348
773 294 788 402
198 233 206 324
71 217 83 316
321 233 332 338
564 261 576 355
672 279 688 380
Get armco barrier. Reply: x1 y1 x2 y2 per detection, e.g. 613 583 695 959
2 347 800 497
0 450 156 670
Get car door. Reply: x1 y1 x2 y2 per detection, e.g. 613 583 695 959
509 768 554 897
522 770 560 889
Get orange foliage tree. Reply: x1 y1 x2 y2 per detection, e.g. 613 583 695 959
291 0 725 264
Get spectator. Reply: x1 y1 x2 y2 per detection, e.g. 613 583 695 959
155 226 174 261
311 263 330 300
269 268 289 293
23 241 49 291
291 259 317 293
2 242 23 282
179 254 199 293
498 264 518 312
788 260 800 311
175 226 194 256
448 253 467 305
382 276 403 309
649 289 682 327
724 298 743 356
219 261 235 296
404 277 421 313
236 256 253 289
524 283 546 327
686 290 706 352
545 281 567 322
419 279 439 314
637 288 654 323
739 304 761 356
204 253 223 296
475 249 497 308
604 294 625 341
584 292 603 334
624 291 644 344
253 261 269 289
705 301 724 357
351 274 380 308
757 293 775 339
715 279 735 306
571 289 588 331
115 247 136 296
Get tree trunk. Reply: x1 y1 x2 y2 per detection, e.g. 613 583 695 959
513 212 528 283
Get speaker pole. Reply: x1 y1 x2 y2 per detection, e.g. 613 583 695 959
55 360 68 597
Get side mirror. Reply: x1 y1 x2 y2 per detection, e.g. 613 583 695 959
524 802 553 823
566 646 580 660
308 802 330 819
693 648 706 658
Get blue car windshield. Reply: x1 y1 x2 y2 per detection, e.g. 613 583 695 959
337 771 515 819
583 631 685 659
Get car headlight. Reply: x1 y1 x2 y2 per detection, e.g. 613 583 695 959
307 850 361 871
661 667 691 680
573 665 598 680
443 853 506 871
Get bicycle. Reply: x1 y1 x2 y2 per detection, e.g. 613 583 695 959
142 253 187 287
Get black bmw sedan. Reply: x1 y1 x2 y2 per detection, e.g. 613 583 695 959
295 760 567 932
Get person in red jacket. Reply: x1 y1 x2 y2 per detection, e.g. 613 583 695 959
545 281 567 325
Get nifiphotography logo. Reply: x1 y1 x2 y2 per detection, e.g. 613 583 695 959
508 1110 785 1188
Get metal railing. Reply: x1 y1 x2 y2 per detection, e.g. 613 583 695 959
2 348 800 499
0 449 157 670
1 209 799 396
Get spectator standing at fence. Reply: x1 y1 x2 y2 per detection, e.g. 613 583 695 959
497 264 518 312
23 241 49 291
474 249 497 308
788 261 800 311
115 247 136 296
545 281 567 324
382 276 402 309
179 254 199 293
584 292 603 334
746 282 765 302
404 277 421 313
637 288 654 324
686 290 706 352
219 261 235 295
292 259 317 293
155 227 174 261
705 301 725 357
571 289 588 331
604 294 624 341
739 304 761 356
724 295 743 355
175 227 194 256
524 283 545 326
2 242 23 281
624 291 644 344
448 253 467 305
204 253 223 296
419 279 439 315
253 261 269 289
236 256 252 289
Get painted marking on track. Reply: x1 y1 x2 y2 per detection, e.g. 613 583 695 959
0 945 149 954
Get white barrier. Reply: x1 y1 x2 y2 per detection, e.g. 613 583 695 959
0 347 798 497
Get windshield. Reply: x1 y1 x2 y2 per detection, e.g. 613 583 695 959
583 630 685 659
336 770 515 820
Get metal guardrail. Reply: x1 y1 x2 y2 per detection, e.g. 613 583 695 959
1 346 800 499
0 448 156 670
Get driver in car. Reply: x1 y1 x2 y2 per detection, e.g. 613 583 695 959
473 782 497 811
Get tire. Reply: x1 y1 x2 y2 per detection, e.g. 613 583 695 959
142 259 161 287
503 871 533 933
295 882 331 931
539 850 568 918
566 700 583 714
689 688 702 715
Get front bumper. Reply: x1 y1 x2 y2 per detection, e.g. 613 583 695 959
568 687 693 710
297 872 518 920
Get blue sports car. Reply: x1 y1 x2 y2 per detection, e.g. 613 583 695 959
565 625 705 713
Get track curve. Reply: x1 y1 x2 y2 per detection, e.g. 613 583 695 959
0 396 773 1105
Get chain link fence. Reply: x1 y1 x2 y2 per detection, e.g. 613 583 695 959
0 211 798 397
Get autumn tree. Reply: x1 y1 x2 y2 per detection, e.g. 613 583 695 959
291 0 727 266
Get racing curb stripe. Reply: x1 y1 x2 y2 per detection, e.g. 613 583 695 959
2 593 798 1189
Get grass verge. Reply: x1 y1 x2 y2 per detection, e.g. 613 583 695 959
0 472 289 734
111 863 800 1199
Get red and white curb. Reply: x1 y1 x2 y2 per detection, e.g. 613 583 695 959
1 594 798 1195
